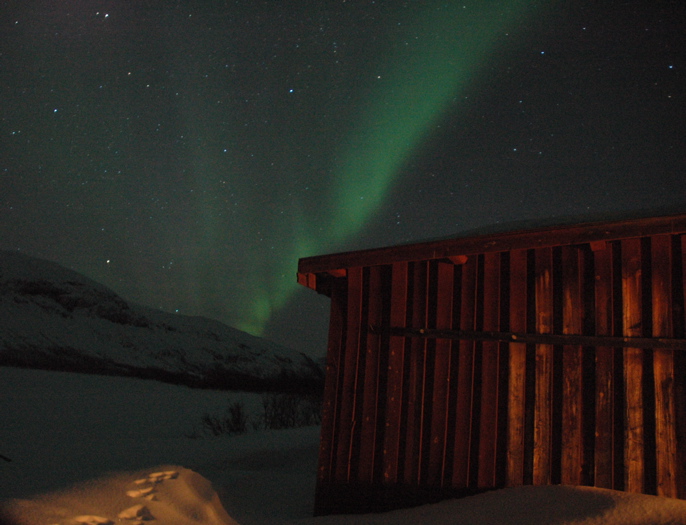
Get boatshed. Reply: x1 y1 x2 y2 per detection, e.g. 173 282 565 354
297 213 686 515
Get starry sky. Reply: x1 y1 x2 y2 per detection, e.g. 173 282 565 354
1 1 684 357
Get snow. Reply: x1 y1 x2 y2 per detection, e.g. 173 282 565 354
3 366 686 525
0 249 324 391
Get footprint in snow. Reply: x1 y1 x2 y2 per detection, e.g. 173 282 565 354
69 470 179 525
138 470 179 484
118 470 179 523
73 516 114 525
118 503 155 522
126 486 155 500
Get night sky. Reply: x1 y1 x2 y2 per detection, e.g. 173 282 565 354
1 1 684 357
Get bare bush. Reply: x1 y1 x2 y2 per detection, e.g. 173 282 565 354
260 392 322 430
191 392 322 437
198 400 248 436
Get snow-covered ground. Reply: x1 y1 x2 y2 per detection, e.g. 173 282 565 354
3 366 686 525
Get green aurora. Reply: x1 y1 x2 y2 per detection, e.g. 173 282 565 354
238 1 539 336
0 1 542 340
2 0 683 355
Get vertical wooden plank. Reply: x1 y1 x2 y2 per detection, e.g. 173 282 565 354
314 277 347 515
334 267 364 483
427 261 455 487
452 255 477 487
403 262 428 485
622 238 645 494
561 245 585 485
507 249 528 486
534 247 554 486
383 262 409 485
651 234 678 497
679 235 686 500
357 266 383 484
478 252 501 488
593 243 616 490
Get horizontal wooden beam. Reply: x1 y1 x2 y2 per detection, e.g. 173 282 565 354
369 325 686 351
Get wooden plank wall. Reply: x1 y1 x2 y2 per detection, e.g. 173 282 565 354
314 233 686 515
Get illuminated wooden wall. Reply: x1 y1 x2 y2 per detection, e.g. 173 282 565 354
298 214 686 515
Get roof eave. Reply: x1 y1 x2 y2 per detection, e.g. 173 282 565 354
298 212 686 282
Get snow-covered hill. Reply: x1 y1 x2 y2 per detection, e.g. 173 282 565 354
0 250 323 392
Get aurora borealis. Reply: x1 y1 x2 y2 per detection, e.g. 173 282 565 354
1 1 684 355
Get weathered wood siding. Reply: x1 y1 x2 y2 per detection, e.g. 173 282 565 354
300 217 686 515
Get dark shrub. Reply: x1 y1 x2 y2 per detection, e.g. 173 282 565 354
199 400 248 436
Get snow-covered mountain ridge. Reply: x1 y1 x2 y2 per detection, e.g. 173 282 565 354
0 250 323 392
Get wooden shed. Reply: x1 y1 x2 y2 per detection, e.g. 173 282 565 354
297 213 686 515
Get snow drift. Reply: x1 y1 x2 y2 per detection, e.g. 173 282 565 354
1 467 236 525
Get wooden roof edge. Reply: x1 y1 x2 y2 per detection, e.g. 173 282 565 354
298 212 686 275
